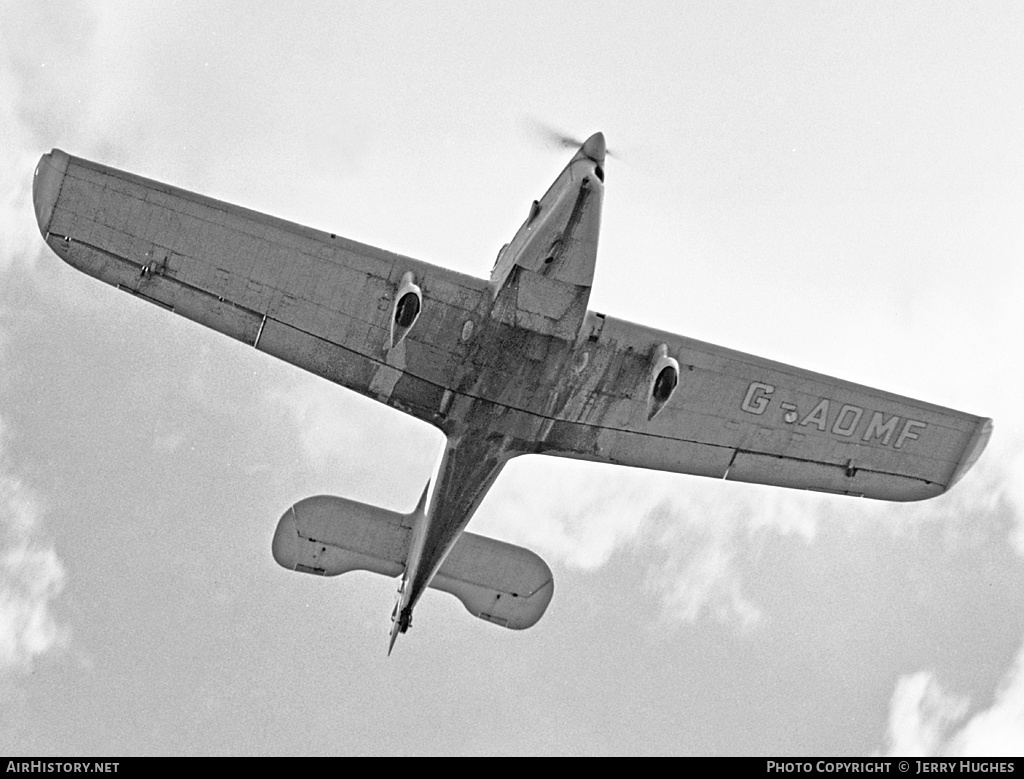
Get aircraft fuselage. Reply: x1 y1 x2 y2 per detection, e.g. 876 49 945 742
393 134 607 635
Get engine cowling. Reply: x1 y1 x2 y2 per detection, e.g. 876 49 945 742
389 271 422 349
647 343 679 421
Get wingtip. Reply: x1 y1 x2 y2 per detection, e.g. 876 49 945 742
947 417 993 490
33 149 70 238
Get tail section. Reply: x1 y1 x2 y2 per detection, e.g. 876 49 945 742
272 492 555 652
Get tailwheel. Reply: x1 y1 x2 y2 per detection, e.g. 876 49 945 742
398 606 413 634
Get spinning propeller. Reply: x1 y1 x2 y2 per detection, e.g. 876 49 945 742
521 117 620 160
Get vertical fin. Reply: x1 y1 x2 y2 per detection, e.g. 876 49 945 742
387 478 432 656
413 479 430 514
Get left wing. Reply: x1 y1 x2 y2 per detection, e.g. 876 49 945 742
33 149 489 426
536 314 991 502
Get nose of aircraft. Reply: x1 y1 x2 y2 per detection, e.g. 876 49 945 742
582 132 606 164
33 149 69 237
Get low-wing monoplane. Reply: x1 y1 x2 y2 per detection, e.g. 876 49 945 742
33 133 991 652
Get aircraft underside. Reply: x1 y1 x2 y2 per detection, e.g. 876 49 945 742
32 130 990 653
383 136 608 648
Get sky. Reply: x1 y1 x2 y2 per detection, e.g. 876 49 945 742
1 0 1023 756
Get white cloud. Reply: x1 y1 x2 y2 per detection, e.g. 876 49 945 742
883 639 1024 757
884 672 970 756
877 440 1024 758
480 457 663 569
0 453 67 674
643 511 763 629
0 65 47 271
631 484 829 629
0 5 77 673
946 641 1024 756
268 379 373 466
997 444 1024 560
479 462 777 627
0 0 121 273
265 376 441 509
477 431 1023 631
0 543 66 670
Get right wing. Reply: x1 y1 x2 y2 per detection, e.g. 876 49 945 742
537 314 991 502
33 149 489 425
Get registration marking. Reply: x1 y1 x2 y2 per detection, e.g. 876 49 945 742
740 381 928 449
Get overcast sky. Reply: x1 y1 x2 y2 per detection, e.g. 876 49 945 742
1 0 1022 756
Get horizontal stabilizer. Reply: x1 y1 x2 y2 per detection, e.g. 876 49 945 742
273 496 554 629
430 530 554 630
272 495 409 578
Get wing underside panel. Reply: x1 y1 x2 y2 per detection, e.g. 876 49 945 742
36 149 489 426
537 315 991 501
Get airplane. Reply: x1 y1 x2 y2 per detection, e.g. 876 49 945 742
32 133 992 653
